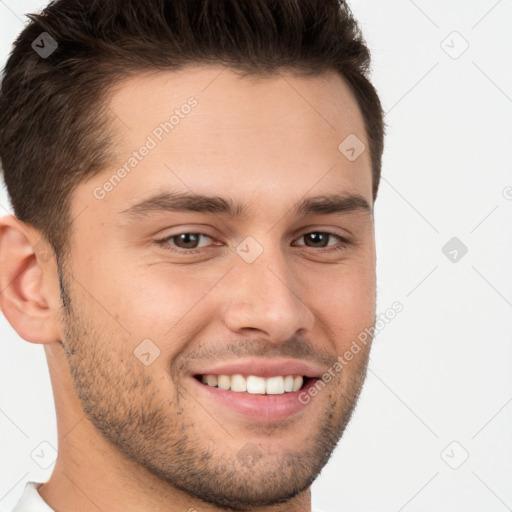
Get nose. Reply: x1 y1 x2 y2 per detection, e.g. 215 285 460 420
221 245 315 342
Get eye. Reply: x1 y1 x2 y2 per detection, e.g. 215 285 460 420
157 233 215 251
155 230 352 255
293 231 351 251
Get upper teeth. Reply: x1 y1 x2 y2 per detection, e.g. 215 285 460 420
200 374 304 394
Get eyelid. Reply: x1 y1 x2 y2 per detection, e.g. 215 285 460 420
293 230 346 246
294 225 350 239
162 232 216 249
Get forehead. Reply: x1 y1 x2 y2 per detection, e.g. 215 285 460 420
76 65 372 222
107 64 367 149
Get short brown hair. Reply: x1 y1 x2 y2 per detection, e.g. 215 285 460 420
0 0 384 263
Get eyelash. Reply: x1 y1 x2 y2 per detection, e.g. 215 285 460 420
154 231 353 255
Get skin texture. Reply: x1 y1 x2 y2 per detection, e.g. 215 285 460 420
0 65 376 512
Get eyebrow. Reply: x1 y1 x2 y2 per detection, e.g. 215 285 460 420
119 191 372 220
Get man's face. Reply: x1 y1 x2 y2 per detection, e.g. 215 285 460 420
58 65 376 509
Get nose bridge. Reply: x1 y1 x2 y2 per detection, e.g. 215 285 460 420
221 236 314 340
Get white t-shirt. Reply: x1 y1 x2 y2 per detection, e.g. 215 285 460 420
10 482 54 512
9 481 327 512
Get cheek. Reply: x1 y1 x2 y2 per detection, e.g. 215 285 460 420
95 265 232 371
87 257 218 334
306 258 375 308
304 261 376 349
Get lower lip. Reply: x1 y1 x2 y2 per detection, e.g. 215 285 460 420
190 377 318 421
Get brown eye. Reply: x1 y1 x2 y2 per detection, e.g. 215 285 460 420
295 232 340 248
172 233 201 249
160 233 214 251
301 232 331 248
293 231 353 254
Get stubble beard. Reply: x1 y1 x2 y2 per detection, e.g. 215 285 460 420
56 265 372 510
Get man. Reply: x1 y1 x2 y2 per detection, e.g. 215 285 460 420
0 0 384 510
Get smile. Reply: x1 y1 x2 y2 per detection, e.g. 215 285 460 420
195 374 308 395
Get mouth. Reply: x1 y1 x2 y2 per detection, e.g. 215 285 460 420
193 373 314 395
190 372 321 422
187 358 325 421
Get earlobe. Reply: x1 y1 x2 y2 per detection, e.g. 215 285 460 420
0 214 62 344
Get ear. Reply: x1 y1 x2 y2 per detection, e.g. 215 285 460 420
0 214 63 344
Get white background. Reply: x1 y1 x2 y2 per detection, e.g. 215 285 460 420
1 1 511 511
